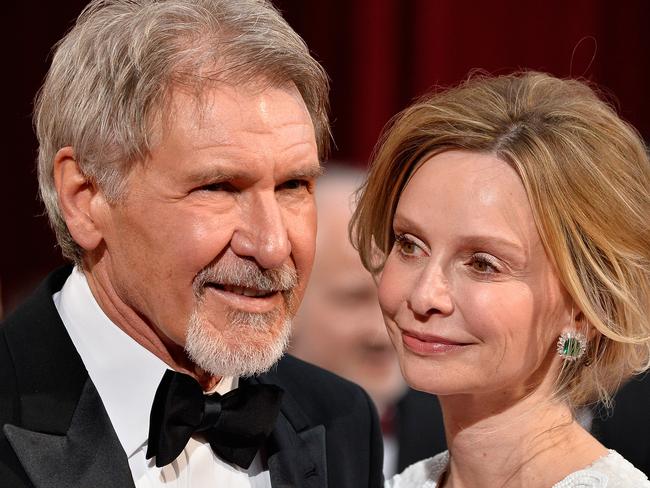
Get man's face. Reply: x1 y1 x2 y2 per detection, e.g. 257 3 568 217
92 81 320 376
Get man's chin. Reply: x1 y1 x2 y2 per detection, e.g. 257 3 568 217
184 311 292 378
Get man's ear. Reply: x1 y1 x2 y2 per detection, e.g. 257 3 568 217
53 147 107 251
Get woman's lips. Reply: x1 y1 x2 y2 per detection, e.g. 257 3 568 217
401 330 471 355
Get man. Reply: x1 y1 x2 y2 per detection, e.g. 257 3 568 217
0 1 382 487
290 166 445 477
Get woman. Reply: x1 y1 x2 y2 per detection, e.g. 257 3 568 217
351 72 650 487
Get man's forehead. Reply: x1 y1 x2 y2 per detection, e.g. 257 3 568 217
166 78 308 124
138 78 314 155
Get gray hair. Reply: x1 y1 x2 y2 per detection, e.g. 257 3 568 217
35 0 330 264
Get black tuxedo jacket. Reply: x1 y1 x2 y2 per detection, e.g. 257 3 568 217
591 374 650 477
0 267 383 488
395 389 446 473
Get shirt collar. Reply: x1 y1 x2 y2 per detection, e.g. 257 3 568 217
53 267 236 458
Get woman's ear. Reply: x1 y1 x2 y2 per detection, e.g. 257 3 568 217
574 309 585 325
53 147 106 252
573 307 599 341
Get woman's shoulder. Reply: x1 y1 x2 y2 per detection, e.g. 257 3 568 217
554 450 650 487
385 451 449 488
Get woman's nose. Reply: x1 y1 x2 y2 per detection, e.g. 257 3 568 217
408 265 454 317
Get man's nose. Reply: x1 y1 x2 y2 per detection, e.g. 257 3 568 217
230 193 291 270
408 264 454 318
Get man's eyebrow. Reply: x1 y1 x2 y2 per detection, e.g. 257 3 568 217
183 163 323 184
284 164 324 180
184 167 244 183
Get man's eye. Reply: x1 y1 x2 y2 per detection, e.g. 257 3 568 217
198 182 236 192
278 179 310 191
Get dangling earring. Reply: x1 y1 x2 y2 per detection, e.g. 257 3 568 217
556 330 587 361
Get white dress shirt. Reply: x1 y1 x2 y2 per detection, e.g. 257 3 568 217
53 267 272 487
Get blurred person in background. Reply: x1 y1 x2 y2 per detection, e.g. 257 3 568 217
291 165 446 477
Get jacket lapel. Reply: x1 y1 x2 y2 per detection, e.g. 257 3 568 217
2 267 134 488
247 374 328 488
267 416 327 488
4 379 135 488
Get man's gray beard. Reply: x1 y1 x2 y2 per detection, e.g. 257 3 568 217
184 307 292 377
184 254 298 377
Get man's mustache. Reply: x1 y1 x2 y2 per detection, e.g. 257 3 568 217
193 257 298 296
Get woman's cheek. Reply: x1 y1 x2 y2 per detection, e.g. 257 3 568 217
378 257 406 319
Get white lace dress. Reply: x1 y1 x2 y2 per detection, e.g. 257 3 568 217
386 450 650 487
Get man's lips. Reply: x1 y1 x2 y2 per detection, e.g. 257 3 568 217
400 329 472 355
204 283 284 313
209 283 274 298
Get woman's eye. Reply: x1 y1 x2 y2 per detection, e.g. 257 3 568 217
469 253 500 274
400 240 417 255
394 234 423 257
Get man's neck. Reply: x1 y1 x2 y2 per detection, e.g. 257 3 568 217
82 263 221 391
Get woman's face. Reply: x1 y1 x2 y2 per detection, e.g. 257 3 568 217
378 150 571 399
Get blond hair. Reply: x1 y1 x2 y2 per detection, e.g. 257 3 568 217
351 72 650 407
35 0 330 264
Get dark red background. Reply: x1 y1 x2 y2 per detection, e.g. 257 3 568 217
2 0 649 315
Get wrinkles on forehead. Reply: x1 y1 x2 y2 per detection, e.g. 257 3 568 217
152 77 308 148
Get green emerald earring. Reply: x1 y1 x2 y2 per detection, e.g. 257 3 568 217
556 330 587 361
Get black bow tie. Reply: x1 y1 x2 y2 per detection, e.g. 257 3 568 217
146 369 284 469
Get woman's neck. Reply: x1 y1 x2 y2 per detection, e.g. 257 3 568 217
438 389 606 488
